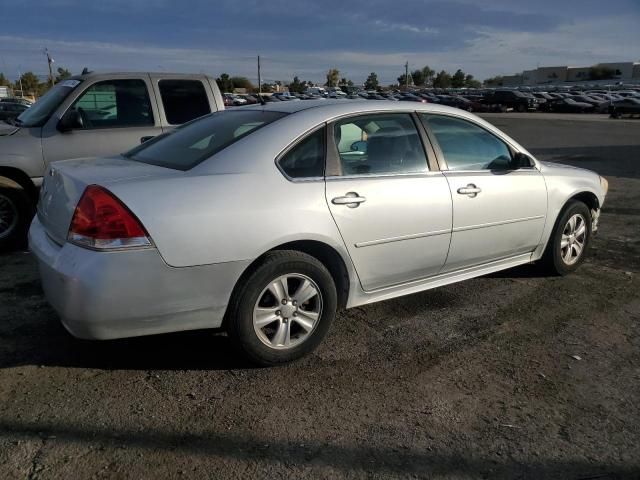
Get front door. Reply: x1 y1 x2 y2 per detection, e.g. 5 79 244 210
325 113 453 291
419 113 547 272
42 77 162 163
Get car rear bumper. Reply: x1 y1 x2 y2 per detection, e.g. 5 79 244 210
28 217 250 340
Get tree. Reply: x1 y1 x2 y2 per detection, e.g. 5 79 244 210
589 65 615 80
55 67 72 83
289 76 305 94
364 72 379 90
229 76 254 91
397 73 412 87
339 77 354 87
261 83 274 93
483 76 504 87
325 68 339 87
451 69 466 88
215 73 233 93
433 70 451 88
421 66 435 86
411 69 425 86
464 74 481 88
15 72 40 95
0 72 9 86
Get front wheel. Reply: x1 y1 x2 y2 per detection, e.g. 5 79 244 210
541 201 592 275
226 250 337 366
0 187 33 251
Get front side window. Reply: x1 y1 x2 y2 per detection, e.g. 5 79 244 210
420 114 513 171
332 113 428 176
158 79 211 125
278 128 325 179
124 110 286 171
71 79 153 129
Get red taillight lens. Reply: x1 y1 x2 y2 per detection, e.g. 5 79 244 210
68 185 152 250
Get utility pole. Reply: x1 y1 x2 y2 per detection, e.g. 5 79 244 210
45 48 54 86
258 55 262 95
405 61 409 90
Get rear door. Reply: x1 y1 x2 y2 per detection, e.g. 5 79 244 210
325 112 452 291
42 76 162 162
150 75 216 128
420 113 547 272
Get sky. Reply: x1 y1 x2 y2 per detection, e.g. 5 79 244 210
0 0 638 85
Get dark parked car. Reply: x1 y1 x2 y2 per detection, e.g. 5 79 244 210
609 98 640 118
0 102 29 123
542 98 594 113
483 90 536 112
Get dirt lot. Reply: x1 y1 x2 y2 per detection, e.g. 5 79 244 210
1 114 639 479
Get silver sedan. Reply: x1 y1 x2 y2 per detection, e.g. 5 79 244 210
29 100 608 365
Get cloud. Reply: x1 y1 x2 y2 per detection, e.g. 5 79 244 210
0 1 637 84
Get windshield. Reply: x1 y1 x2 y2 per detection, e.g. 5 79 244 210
16 79 82 127
124 110 287 171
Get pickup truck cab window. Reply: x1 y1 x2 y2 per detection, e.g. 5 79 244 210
158 79 211 125
71 79 154 129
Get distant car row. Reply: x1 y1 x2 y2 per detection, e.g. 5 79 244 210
222 87 640 117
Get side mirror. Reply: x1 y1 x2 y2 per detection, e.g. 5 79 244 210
350 140 367 153
513 152 534 169
57 109 83 132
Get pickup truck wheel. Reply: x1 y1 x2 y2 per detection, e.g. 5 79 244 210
516 104 526 112
0 187 32 250
227 250 337 366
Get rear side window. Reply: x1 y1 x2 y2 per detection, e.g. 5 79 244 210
158 79 211 125
277 128 325 179
124 110 286 170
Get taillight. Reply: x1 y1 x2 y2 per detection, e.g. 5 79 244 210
68 185 152 250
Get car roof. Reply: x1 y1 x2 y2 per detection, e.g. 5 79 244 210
237 98 471 117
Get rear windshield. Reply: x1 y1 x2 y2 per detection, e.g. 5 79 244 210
124 110 287 170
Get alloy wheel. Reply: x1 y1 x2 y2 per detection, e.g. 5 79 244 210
0 193 18 240
561 213 587 265
253 273 322 350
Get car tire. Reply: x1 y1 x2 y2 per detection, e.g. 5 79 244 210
516 104 526 113
0 187 33 251
226 250 338 366
541 200 592 276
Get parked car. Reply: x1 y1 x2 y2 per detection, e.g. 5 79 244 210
0 72 224 249
223 93 247 106
29 100 607 365
609 98 640 118
483 90 536 112
0 101 29 123
1 97 33 106
542 98 595 113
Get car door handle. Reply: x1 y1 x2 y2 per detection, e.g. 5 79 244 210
457 184 482 197
332 192 366 208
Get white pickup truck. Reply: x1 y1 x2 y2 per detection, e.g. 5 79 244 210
0 72 225 248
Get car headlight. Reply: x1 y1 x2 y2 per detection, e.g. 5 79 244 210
599 176 609 195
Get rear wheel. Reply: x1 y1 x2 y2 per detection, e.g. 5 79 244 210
0 187 32 250
516 103 526 112
227 250 337 366
541 201 591 275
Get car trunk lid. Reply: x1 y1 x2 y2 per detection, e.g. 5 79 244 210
37 156 177 245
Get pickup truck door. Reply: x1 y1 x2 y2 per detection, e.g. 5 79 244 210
41 75 163 163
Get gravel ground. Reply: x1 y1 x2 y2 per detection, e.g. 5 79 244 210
0 113 639 479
